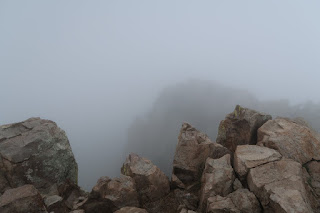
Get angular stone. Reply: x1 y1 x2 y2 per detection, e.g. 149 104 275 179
206 195 240 213
0 185 47 213
257 117 320 164
121 153 170 204
114 207 148 213
0 118 78 195
172 123 230 190
234 145 282 179
247 159 314 213
227 189 261 213
199 154 235 211
216 105 272 153
233 178 243 191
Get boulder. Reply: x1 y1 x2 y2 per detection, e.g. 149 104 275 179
172 123 230 190
233 178 243 191
227 189 261 213
90 175 139 209
0 184 47 213
114 207 148 213
305 161 320 197
234 145 282 180
121 153 170 204
199 154 235 211
44 195 64 212
247 158 314 213
0 118 78 195
216 105 272 153
206 195 240 213
257 117 320 164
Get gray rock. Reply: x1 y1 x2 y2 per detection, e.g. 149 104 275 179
114 207 148 213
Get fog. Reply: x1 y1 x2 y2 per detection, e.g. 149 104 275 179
1 1 320 190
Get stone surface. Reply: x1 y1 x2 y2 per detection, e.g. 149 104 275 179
199 154 235 211
216 105 272 152
206 195 240 213
0 118 78 194
247 158 314 213
91 175 139 209
305 161 320 197
233 178 243 191
227 189 261 213
44 195 63 212
0 184 47 213
257 117 320 164
172 123 230 190
234 145 282 179
121 153 170 204
114 207 148 213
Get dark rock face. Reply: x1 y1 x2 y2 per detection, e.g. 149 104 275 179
216 105 272 153
0 118 78 195
0 185 47 213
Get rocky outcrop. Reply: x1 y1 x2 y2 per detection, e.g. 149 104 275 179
216 105 272 152
121 153 170 204
257 117 320 164
234 145 282 180
0 118 78 195
0 185 47 213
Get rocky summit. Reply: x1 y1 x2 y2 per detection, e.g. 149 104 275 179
0 105 320 212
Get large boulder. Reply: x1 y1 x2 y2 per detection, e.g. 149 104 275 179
0 118 78 195
257 117 320 164
216 105 272 153
121 153 170 204
247 158 314 213
199 154 235 211
172 123 230 190
234 145 282 180
0 184 47 213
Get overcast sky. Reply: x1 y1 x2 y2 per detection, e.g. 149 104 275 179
1 0 320 189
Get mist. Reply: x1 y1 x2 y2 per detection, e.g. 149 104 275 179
1 1 320 190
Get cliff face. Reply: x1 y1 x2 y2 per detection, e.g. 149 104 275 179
0 106 320 213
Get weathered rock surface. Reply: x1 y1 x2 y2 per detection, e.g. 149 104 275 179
227 188 261 213
199 154 235 211
257 117 320 164
121 153 170 204
234 145 282 180
0 118 78 195
216 105 272 153
114 207 148 213
305 161 320 198
206 195 240 213
90 175 139 210
0 184 47 213
172 123 230 190
248 158 314 213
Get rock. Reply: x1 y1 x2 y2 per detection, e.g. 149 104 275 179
44 195 63 212
227 189 261 213
69 210 85 213
234 145 282 180
305 161 320 197
179 208 196 213
114 207 148 213
142 191 180 213
233 178 243 191
173 189 198 211
216 105 272 153
247 158 314 213
0 184 47 213
199 154 235 211
90 175 139 209
257 117 320 164
206 195 240 213
121 153 170 204
172 123 230 190
0 118 78 195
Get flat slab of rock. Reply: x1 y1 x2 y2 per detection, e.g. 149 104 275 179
114 207 148 213
257 117 320 164
0 185 47 213
199 154 235 211
248 158 314 213
172 123 230 190
0 118 78 194
216 105 271 153
234 145 282 179
121 153 170 204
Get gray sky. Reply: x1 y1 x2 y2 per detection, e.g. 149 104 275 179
1 0 320 189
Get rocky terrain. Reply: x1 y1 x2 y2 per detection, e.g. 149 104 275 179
0 105 320 212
